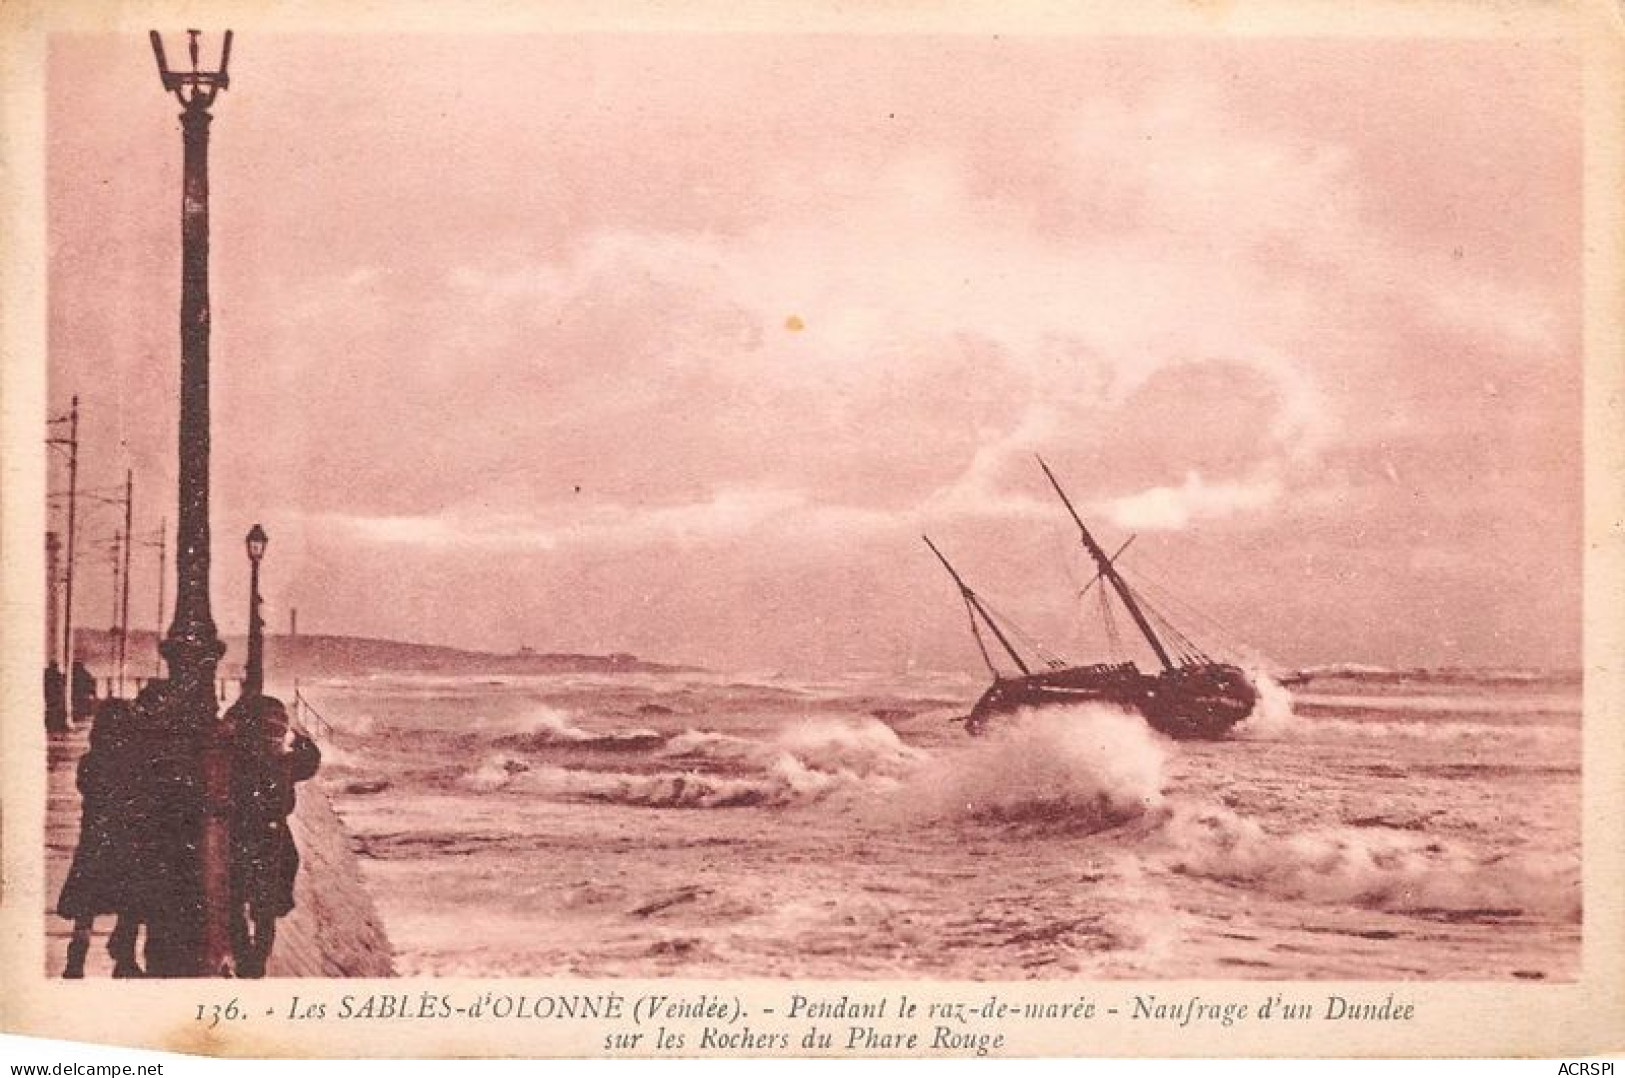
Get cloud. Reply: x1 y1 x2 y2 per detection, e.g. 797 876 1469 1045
256 76 1566 558
401 139 1328 513
1105 471 1284 531
48 36 1581 671
321 486 900 552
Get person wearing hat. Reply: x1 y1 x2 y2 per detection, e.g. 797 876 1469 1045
226 694 321 978
56 700 147 977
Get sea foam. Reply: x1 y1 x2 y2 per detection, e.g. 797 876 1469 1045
906 704 1168 828
484 716 922 808
1232 671 1301 739
1156 802 1580 921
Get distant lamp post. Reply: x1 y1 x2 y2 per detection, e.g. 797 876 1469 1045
244 524 267 698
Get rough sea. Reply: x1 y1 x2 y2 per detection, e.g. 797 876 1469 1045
296 665 1580 980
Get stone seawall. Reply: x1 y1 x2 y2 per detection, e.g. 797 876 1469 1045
45 729 395 978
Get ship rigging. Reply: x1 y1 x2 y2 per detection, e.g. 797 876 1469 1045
926 458 1258 740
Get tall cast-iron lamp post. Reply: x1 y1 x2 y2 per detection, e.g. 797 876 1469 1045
244 525 267 698
150 27 234 978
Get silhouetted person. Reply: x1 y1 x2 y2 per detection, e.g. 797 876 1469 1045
44 662 68 734
132 677 205 978
56 701 145 977
227 695 320 977
71 660 96 724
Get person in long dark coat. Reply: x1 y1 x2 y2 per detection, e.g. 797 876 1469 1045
71 660 96 724
44 662 67 734
57 700 144 977
129 678 204 979
227 695 320 978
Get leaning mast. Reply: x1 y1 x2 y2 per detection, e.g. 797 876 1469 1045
1036 457 1177 673
922 535 1032 677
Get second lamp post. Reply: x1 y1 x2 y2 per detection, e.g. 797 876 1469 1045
244 524 267 698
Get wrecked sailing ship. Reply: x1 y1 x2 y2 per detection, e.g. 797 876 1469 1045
926 459 1258 740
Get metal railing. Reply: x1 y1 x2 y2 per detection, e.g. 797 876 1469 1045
290 685 334 743
73 674 339 745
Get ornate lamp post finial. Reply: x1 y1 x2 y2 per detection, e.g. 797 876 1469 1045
150 29 231 108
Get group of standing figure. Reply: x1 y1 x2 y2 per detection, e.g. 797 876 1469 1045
56 684 320 978
43 659 97 734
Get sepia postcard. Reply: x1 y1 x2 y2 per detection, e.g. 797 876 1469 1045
1 0 1622 1060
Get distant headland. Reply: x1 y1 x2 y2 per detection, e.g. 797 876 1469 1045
69 628 691 679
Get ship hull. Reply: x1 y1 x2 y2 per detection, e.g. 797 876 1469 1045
966 662 1256 740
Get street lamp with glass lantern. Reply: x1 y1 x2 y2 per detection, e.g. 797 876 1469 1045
244 524 267 698
147 26 235 978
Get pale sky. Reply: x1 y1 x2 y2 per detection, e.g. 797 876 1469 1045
47 34 1582 674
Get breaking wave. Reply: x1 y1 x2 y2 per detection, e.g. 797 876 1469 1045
1233 674 1574 745
658 728 761 767
494 706 597 740
1289 663 1404 680
1233 672 1301 739
461 752 532 792
491 706 665 751
1302 718 1575 744
460 716 918 807
1156 803 1580 921
1287 664 1579 687
906 705 1168 828
1254 713 1576 747
771 717 923 776
517 759 859 808
1295 692 1578 717
658 717 921 775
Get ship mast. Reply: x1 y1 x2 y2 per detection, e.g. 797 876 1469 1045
1036 457 1177 673
922 535 1032 677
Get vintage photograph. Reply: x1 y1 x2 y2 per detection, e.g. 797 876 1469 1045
28 17 1590 996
